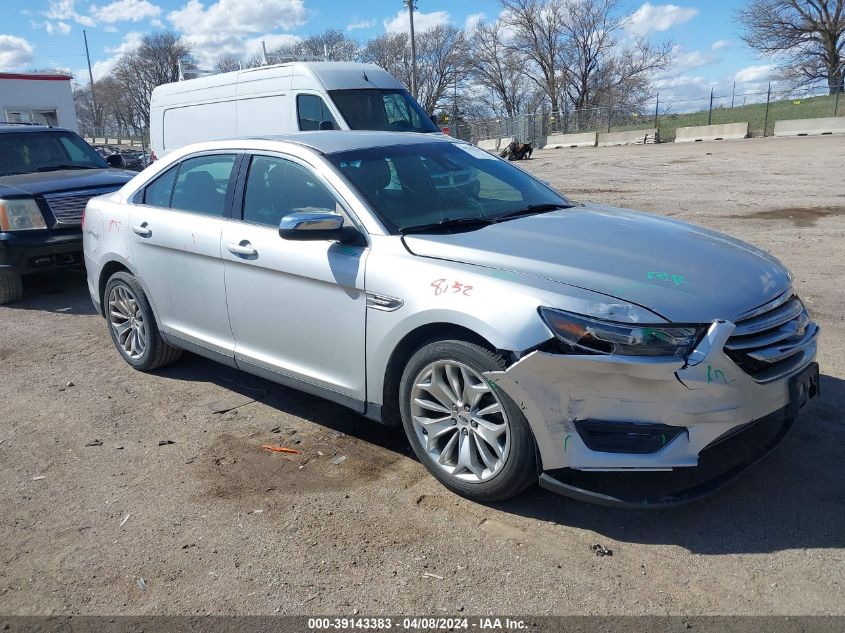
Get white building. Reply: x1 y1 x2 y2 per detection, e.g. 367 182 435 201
0 72 78 132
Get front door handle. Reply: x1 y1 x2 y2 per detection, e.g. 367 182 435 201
131 222 152 237
227 241 257 257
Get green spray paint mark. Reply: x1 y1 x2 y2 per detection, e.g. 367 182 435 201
486 379 498 391
563 433 572 452
491 270 520 281
706 365 727 384
647 271 690 286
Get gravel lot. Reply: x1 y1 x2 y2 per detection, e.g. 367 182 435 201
1 135 843 616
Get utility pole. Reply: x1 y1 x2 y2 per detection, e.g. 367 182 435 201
452 73 457 137
730 81 736 109
83 29 98 134
707 87 714 125
405 0 418 99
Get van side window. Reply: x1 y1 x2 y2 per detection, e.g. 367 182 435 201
297 95 338 131
242 155 342 228
143 165 179 207
169 154 237 216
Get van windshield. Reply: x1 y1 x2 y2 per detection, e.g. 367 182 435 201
328 89 439 133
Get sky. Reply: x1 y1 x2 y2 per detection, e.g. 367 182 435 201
0 0 791 107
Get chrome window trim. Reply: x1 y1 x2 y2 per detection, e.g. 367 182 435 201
233 149 372 246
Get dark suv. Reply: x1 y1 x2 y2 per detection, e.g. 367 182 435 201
0 123 135 304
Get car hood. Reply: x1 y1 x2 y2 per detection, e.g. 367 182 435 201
0 168 134 197
402 203 791 323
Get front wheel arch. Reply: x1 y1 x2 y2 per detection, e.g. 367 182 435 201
381 323 509 428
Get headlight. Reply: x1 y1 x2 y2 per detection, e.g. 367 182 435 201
539 307 704 357
0 198 47 231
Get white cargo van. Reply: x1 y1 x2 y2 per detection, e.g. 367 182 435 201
149 61 440 157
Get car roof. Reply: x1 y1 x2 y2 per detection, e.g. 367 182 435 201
0 123 72 134
241 130 456 155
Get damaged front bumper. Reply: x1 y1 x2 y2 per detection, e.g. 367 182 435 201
484 319 819 506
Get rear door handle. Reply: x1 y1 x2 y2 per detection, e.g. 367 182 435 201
131 223 152 237
227 241 257 257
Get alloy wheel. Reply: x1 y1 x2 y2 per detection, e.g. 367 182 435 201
108 284 147 360
410 360 511 483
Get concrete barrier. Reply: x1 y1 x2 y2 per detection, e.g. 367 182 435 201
773 117 845 137
597 129 657 147
543 132 597 149
477 137 514 153
675 122 748 143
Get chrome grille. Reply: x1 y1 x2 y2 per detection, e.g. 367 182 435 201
725 295 818 382
43 188 118 226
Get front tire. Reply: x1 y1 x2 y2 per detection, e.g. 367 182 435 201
0 274 23 305
399 339 537 502
104 272 182 371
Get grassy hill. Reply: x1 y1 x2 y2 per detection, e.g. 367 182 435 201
612 93 843 141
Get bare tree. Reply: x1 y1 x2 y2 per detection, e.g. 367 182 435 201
361 26 468 113
271 29 358 62
560 0 671 110
501 0 569 114
361 32 411 79
737 0 844 93
215 54 243 73
470 20 532 116
112 31 196 129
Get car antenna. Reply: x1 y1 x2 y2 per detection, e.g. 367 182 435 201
362 62 369 83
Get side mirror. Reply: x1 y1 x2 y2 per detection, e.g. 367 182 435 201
318 120 335 130
106 153 126 169
279 211 361 243
429 114 439 126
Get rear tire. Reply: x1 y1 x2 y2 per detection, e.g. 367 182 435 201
0 274 23 305
104 272 182 371
399 339 537 502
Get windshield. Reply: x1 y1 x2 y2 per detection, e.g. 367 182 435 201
329 142 570 233
328 89 439 133
0 131 108 177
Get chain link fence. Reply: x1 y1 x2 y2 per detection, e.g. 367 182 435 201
80 128 152 171
450 82 844 147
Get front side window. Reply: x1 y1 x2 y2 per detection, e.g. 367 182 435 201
297 94 339 131
328 89 438 133
0 131 107 177
330 142 569 233
143 165 179 207
169 154 237 216
242 155 341 228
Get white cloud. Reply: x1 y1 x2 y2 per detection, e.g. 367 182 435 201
346 19 375 31
673 47 716 71
0 34 35 70
734 64 773 83
168 0 307 65
244 33 301 56
169 0 307 37
105 31 144 55
44 0 95 26
383 9 449 33
31 19 73 34
625 3 698 38
464 12 485 30
89 0 162 24
711 39 732 50
84 31 144 80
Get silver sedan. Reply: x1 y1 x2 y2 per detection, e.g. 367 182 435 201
83 131 819 504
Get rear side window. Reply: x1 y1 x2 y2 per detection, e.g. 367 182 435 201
297 94 338 131
169 154 237 216
143 165 178 207
242 155 340 228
